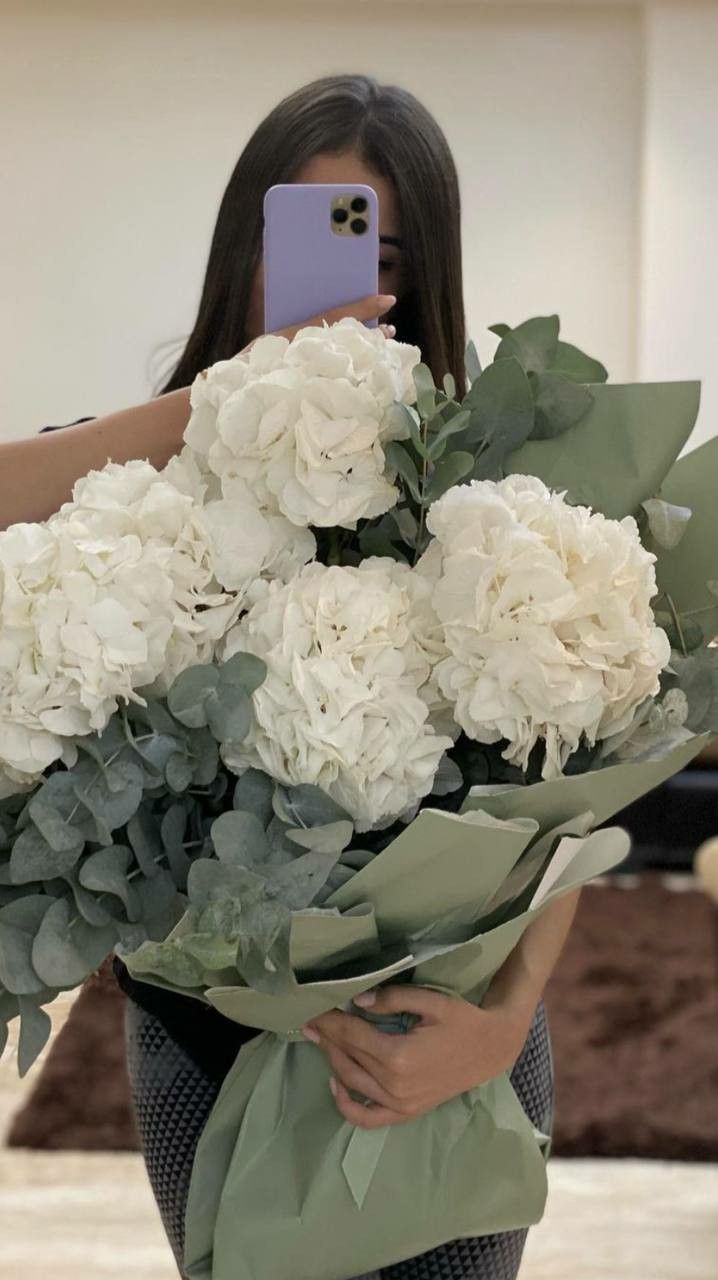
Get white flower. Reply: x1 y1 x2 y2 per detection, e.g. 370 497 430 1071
221 561 452 830
426 475 670 778
0 462 240 785
184 319 420 530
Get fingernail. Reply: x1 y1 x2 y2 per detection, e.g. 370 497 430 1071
354 991 376 1008
329 1076 338 1097
302 1026 320 1043
386 325 396 336
378 294 397 306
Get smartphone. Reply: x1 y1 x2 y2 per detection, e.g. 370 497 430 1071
263 183 379 334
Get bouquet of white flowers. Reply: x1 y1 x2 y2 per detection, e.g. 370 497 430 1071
0 315 716 1279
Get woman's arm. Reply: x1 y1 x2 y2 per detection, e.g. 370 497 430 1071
482 888 581 1022
0 387 191 529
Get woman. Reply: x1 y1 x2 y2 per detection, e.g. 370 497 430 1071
1 75 573 1280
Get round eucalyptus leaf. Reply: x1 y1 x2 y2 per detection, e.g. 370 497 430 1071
165 752 195 793
233 770 274 827
78 845 139 919
17 997 53 1078
167 664 220 728
206 686 251 743
10 826 80 884
31 898 118 987
0 895 54 994
219 652 267 696
211 810 269 867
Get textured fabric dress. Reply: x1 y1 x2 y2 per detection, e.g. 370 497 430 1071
43 418 555 1280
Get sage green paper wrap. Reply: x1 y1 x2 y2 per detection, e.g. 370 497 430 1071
161 736 708 1280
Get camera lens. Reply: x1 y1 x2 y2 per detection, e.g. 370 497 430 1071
351 196 368 214
332 207 349 224
351 217 368 235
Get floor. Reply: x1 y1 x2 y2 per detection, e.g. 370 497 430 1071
2 994 717 1280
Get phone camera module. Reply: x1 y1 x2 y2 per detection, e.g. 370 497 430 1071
350 196 368 214
351 217 368 235
332 207 349 225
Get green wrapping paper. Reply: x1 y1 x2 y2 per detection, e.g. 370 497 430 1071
173 739 708 1280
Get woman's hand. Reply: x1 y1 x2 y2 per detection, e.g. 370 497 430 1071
268 293 397 344
302 985 534 1131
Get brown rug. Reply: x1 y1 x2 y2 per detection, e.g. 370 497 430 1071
6 875 718 1159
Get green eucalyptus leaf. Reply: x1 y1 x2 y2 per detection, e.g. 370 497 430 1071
552 340 608 384
26 798 84 857
488 323 511 339
0 896 54 994
219 652 267 696
186 727 219 787
530 372 594 439
388 505 419 548
443 371 457 399
494 315 560 374
63 873 115 927
669 650 718 733
31 898 117 987
127 809 163 879
74 761 144 844
431 755 464 797
384 441 422 503
132 870 183 941
206 686 252 743
358 514 407 562
413 363 438 418
272 784 351 830
286 820 354 854
464 357 535 478
272 847 345 910
339 847 375 871
143 699 182 736
78 846 139 919
165 752 194 793
427 409 472 461
464 340 482 385
181 932 237 974
232 771 274 827
641 498 692 550
167 664 220 728
425 451 474 502
134 733 184 777
211 810 270 868
17 997 53 1077
10 826 80 883
160 803 191 891
122 936 206 989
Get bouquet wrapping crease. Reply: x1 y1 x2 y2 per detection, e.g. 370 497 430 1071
0 314 716 1280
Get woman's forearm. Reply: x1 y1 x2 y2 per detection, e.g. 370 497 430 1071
483 888 581 1023
0 387 191 529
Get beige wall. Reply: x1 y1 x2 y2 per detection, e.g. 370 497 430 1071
0 1 644 442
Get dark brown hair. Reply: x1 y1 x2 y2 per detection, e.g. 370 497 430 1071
158 74 466 397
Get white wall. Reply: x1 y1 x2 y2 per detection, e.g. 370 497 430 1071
639 1 718 448
0 1 643 442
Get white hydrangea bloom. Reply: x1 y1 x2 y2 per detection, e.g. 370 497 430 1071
221 561 453 830
426 474 671 778
184 319 420 530
0 460 265 784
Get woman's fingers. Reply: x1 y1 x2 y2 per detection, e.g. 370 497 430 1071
276 293 396 341
324 1043 404 1112
330 1076 409 1131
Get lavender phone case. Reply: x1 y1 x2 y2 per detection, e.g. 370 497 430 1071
263 183 379 333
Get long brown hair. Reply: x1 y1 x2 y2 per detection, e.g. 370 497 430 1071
158 74 466 397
